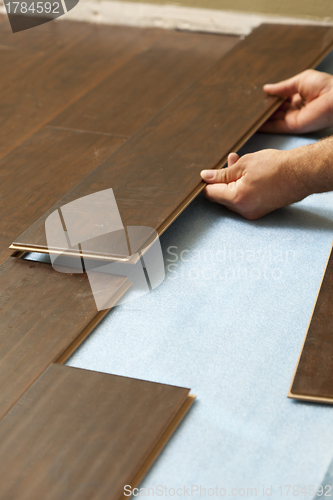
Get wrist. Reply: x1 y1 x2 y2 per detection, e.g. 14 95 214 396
279 148 313 202
287 137 333 196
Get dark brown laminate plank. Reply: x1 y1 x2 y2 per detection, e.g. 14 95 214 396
0 364 194 500
289 244 333 403
50 31 239 137
0 128 125 265
13 24 333 258
0 21 161 159
1 32 238 264
0 257 132 420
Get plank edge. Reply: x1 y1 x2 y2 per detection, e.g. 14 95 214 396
288 243 333 402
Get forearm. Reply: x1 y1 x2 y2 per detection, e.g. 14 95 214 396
288 136 333 197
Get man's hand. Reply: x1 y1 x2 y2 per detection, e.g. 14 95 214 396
201 148 315 220
261 69 333 134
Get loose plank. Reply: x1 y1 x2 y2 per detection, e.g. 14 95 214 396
0 20 160 159
13 24 333 258
289 244 333 403
0 128 125 265
0 364 194 499
0 257 130 420
50 31 239 137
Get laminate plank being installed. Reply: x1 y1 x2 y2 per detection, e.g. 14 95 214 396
0 20 160 159
50 31 239 137
0 32 239 265
0 129 125 265
0 257 131 420
12 24 333 259
0 364 194 500
289 244 333 403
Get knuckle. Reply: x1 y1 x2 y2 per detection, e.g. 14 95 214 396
216 169 226 183
302 69 316 80
232 156 246 169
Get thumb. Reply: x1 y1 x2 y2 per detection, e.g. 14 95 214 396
263 73 304 98
228 152 239 167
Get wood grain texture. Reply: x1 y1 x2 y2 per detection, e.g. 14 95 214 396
0 20 160 159
0 257 131 420
289 244 333 403
0 15 82 50
13 24 333 258
0 30 238 264
0 363 193 500
0 129 125 265
50 31 239 137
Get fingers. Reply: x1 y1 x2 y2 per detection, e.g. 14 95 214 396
259 119 294 134
261 92 333 134
263 97 301 122
258 99 298 133
201 153 241 184
201 152 244 207
263 73 305 98
266 110 287 121
204 182 238 206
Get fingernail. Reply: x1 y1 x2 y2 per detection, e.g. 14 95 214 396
201 170 215 181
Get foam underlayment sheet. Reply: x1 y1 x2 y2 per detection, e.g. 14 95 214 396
63 53 333 496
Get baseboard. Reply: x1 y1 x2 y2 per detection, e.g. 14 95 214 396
0 0 332 35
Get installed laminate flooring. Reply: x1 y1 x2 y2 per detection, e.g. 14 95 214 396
0 257 129 420
0 18 161 159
